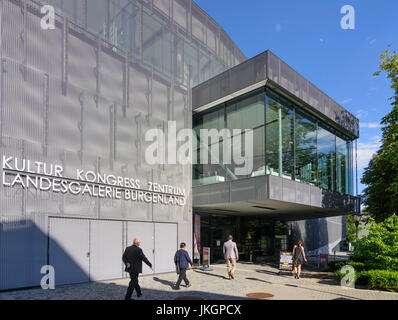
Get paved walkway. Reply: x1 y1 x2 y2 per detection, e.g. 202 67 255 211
0 262 397 300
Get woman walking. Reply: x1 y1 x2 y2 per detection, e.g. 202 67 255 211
292 240 307 279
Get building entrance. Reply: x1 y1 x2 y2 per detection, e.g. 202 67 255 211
194 213 291 264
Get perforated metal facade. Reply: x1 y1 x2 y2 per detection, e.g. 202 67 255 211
0 0 244 290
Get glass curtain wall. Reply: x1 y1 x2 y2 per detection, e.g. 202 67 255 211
317 123 336 191
193 88 355 196
226 92 265 178
295 109 317 185
265 91 294 179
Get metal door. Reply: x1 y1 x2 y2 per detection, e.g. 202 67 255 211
49 218 90 286
154 223 177 273
89 220 124 281
126 222 154 275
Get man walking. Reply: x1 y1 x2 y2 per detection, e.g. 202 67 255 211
173 242 193 290
223 235 239 280
122 238 152 300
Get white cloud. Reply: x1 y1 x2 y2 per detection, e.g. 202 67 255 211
360 122 382 129
357 141 381 171
340 98 352 105
356 109 368 119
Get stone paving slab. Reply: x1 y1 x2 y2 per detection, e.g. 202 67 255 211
0 262 397 300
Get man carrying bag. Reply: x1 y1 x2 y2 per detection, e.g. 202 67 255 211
173 242 193 290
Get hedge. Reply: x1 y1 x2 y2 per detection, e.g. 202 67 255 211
328 261 366 272
358 270 398 292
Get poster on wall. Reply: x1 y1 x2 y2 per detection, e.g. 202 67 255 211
193 214 201 261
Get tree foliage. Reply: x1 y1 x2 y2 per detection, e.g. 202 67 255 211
362 49 398 222
346 214 358 243
351 214 398 271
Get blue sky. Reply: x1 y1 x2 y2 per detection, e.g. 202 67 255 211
195 0 398 195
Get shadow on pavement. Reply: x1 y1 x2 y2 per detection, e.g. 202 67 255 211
0 281 255 300
193 270 229 280
152 277 175 289
245 277 273 284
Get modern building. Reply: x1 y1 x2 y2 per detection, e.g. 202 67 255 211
0 0 358 291
192 51 359 262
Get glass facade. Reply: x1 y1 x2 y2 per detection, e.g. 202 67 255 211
193 88 355 196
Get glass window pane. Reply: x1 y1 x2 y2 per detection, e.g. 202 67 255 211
193 107 226 186
87 0 106 36
295 109 317 185
336 135 349 194
266 90 293 179
226 92 265 178
317 124 336 191
142 11 163 71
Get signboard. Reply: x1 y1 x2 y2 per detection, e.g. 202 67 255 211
1 155 186 206
202 247 210 267
319 254 328 269
279 251 293 271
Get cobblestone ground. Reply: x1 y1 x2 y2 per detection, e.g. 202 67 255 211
0 262 397 300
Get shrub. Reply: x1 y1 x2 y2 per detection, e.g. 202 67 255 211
358 270 398 292
329 261 366 273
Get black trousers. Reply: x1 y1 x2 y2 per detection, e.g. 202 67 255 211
175 268 190 288
125 272 141 299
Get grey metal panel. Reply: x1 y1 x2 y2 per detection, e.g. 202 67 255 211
49 217 90 286
127 221 154 275
2 58 45 145
230 178 255 202
254 175 268 200
0 0 244 290
310 185 322 207
192 184 211 206
268 175 282 201
154 222 177 273
208 182 230 204
0 215 47 290
282 179 296 203
296 182 310 206
89 220 123 281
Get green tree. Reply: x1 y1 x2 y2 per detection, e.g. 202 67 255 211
362 48 398 222
346 214 358 243
351 214 398 271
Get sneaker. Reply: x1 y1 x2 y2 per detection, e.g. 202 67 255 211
173 286 180 290
137 293 142 298
186 283 192 288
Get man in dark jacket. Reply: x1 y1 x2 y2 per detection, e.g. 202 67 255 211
122 238 152 300
173 242 193 290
